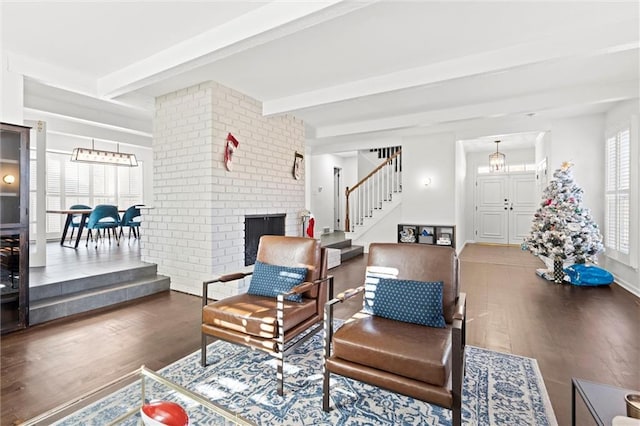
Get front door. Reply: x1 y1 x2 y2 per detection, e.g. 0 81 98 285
475 172 536 244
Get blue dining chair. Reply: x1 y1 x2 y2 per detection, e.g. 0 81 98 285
119 205 142 240
68 204 92 243
85 204 120 248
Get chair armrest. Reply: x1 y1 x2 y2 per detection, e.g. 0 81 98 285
334 286 365 303
202 271 253 307
281 275 334 297
453 292 466 321
286 280 316 296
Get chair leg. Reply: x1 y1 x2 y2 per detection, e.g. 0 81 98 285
276 294 285 396
323 364 331 412
453 405 462 426
323 299 336 412
201 334 208 367
69 228 75 243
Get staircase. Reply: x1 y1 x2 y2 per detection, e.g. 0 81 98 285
345 147 402 240
320 231 364 269
29 263 170 325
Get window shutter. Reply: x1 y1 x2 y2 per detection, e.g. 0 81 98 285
604 126 633 262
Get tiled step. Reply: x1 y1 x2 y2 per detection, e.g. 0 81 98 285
30 263 159 302
340 245 364 262
323 238 353 250
29 274 170 325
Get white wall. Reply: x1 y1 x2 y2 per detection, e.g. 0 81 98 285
401 133 456 224
549 114 605 227
455 140 466 252
146 82 305 298
601 100 640 296
1 54 23 125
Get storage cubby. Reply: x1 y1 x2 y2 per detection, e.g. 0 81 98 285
398 224 455 248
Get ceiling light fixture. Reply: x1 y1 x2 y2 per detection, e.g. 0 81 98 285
71 140 138 167
489 140 505 172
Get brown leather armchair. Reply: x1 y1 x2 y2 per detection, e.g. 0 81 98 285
323 243 466 426
202 235 332 395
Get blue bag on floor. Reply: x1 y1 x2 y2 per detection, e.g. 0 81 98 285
563 264 613 286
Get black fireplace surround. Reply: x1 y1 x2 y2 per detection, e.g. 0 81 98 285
244 214 285 266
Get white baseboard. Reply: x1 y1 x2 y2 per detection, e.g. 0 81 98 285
613 275 640 298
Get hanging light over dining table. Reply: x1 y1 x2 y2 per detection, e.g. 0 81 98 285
71 139 138 167
489 140 505 172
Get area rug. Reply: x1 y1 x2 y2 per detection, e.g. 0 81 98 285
55 330 557 425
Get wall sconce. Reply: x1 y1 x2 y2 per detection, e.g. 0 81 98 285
423 177 432 187
3 174 15 184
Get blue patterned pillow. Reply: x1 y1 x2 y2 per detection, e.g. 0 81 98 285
247 261 308 302
365 278 446 328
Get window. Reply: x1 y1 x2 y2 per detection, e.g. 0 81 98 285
604 127 632 264
44 151 144 237
477 162 536 174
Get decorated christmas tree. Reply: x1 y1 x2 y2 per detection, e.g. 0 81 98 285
523 161 604 269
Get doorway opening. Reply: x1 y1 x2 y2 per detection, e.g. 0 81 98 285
333 167 342 231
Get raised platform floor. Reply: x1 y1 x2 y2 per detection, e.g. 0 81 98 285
28 240 169 325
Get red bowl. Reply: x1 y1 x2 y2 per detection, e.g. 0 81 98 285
140 401 189 426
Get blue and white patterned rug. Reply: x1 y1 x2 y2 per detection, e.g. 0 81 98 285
56 330 557 425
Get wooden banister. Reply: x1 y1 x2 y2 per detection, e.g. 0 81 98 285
345 149 402 231
346 149 402 197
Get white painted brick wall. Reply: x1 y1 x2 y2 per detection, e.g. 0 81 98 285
143 82 306 299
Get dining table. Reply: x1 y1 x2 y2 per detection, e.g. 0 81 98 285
47 207 148 249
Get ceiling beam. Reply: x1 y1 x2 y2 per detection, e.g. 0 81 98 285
312 80 638 139
23 109 153 148
97 0 376 99
263 20 639 117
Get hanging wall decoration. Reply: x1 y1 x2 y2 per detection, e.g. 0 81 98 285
224 133 239 171
292 151 304 180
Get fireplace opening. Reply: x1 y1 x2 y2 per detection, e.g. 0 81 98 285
244 214 285 266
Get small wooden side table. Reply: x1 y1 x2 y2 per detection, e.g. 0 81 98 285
572 378 639 425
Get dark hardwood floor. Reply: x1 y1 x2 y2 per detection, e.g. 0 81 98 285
1 244 638 425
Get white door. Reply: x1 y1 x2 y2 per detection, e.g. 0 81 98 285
508 174 537 244
476 176 508 243
475 172 536 244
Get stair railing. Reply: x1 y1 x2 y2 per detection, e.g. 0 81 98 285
345 149 402 231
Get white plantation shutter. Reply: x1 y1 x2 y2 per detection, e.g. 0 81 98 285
604 127 632 262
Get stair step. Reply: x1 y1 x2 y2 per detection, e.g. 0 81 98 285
30 263 159 302
29 275 170 325
322 239 353 250
340 245 364 262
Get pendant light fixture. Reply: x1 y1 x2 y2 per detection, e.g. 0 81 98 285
489 140 505 172
71 139 138 167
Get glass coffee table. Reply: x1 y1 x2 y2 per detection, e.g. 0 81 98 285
22 366 254 425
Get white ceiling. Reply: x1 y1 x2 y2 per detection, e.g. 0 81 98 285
2 1 638 153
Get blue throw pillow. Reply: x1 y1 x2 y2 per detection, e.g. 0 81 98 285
364 278 446 328
247 261 308 302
